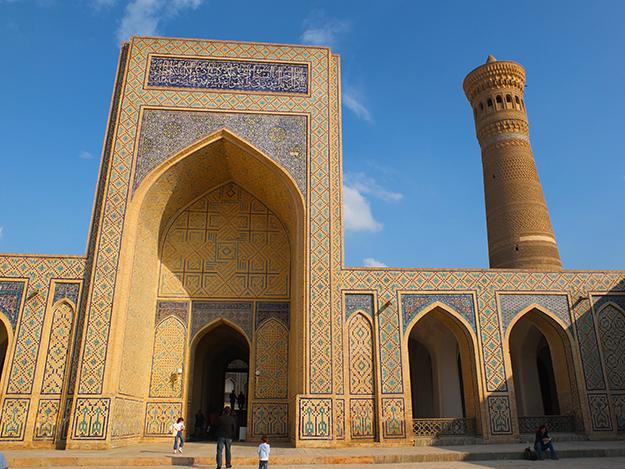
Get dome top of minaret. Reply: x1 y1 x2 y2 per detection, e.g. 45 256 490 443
486 54 497 63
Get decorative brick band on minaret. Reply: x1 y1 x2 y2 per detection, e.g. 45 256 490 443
463 56 562 270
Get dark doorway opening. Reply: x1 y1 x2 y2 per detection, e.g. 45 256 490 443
190 323 249 441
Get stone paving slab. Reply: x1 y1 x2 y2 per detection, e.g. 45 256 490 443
4 440 625 467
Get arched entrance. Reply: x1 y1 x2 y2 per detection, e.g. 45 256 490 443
114 130 304 442
189 322 250 440
0 318 9 385
508 308 578 433
407 306 481 437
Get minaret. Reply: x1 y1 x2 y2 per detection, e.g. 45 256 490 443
463 56 562 270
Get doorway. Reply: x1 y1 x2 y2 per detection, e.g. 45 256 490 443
189 323 250 440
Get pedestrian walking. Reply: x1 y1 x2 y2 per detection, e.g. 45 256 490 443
172 417 185 454
257 435 270 469
214 406 236 468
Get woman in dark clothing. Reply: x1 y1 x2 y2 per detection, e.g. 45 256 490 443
534 425 558 460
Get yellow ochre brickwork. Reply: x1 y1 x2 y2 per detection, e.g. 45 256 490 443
0 38 622 450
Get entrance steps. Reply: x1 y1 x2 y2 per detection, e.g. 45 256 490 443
5 440 625 467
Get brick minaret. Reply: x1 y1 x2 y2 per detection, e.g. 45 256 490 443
463 56 562 270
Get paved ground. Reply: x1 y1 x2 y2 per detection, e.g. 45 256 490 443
15 458 625 468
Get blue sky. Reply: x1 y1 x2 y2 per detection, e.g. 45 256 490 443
1 0 624 269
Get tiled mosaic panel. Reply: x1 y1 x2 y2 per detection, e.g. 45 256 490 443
0 398 29 440
0 256 84 395
574 300 606 390
41 301 74 394
147 56 309 94
251 402 288 437
401 293 476 333
345 293 374 319
378 299 403 394
156 301 188 325
588 394 612 431
144 402 182 436
159 183 290 299
191 301 252 340
499 293 570 331
33 398 60 441
0 280 25 329
77 38 331 397
335 398 345 440
149 317 186 398
348 313 374 395
111 398 143 439
299 398 332 439
256 302 289 329
382 398 405 438
254 319 288 399
349 398 375 439
596 304 625 390
135 109 307 195
593 295 625 314
487 395 512 435
72 398 110 440
52 282 81 305
612 394 625 431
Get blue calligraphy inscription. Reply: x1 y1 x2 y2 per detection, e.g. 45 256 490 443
147 56 309 94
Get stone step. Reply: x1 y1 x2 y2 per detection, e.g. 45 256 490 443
6 442 625 467
520 432 587 442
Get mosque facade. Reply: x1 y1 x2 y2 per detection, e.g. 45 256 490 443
0 37 623 449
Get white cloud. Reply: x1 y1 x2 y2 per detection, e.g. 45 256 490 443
300 11 350 47
342 85 372 122
343 185 382 232
344 172 402 202
79 150 94 160
363 257 387 268
116 0 204 43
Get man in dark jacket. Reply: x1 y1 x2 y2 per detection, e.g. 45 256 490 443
214 406 236 468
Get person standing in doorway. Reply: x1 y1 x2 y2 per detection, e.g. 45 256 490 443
257 435 270 469
229 389 237 410
215 406 236 469
237 390 245 410
172 417 185 454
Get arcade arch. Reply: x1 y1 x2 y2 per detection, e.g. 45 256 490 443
406 306 482 437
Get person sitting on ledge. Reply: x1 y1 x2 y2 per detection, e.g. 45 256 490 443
534 425 559 460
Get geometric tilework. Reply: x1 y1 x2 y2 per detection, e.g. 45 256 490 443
149 317 186 398
254 319 288 399
72 398 110 440
593 295 625 315
0 280 25 329
158 183 290 299
256 302 290 329
612 394 625 432
111 398 143 439
588 394 612 431
147 56 309 94
52 282 81 305
345 293 374 319
0 398 30 440
144 402 182 437
499 293 570 332
41 301 74 394
381 398 405 438
349 398 375 439
487 395 512 435
251 402 288 438
0 255 85 396
299 397 332 439
378 301 403 394
401 293 476 333
335 398 345 440
348 314 374 395
191 301 252 341
156 301 188 325
34 398 60 441
135 110 307 196
596 304 625 391
575 302 606 391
